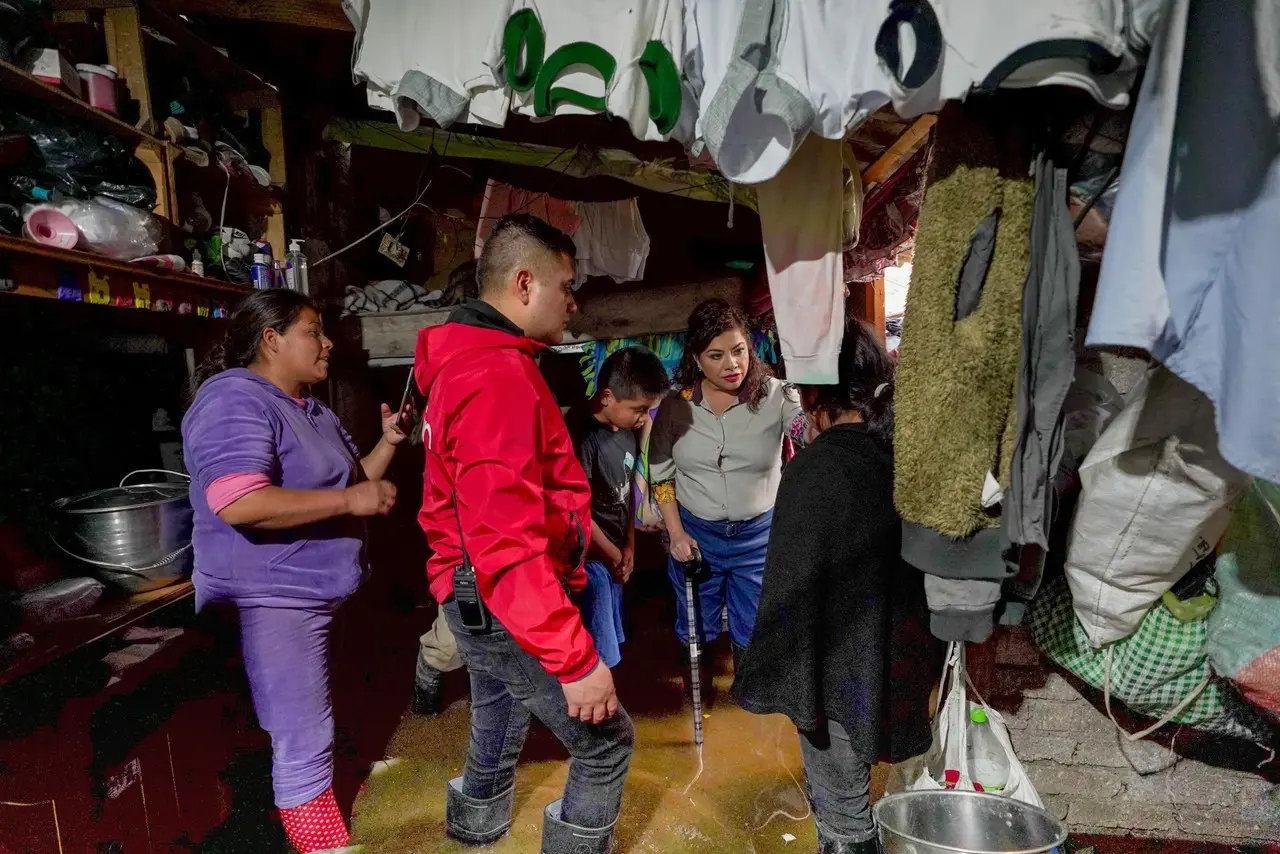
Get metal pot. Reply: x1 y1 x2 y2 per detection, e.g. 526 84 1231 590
874 791 1068 854
51 470 193 594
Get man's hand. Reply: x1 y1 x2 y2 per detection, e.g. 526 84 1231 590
611 545 634 584
562 662 619 724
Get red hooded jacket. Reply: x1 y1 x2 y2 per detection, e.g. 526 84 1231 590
414 301 597 683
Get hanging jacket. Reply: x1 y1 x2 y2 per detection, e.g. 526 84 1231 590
415 300 597 683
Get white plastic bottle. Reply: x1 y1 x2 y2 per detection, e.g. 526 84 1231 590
284 239 309 295
966 707 1009 793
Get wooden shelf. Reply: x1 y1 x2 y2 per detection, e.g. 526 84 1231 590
0 57 163 149
0 580 194 689
0 233 252 316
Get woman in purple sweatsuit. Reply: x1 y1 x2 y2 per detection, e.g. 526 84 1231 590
182 289 408 853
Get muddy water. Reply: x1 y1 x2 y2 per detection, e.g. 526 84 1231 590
351 595 889 852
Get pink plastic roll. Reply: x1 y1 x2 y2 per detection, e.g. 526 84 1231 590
24 206 80 250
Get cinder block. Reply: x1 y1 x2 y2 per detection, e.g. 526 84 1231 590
1071 733 1132 769
1025 699 1093 733
1009 731 1077 764
1026 762 1123 798
1021 672 1084 702
1067 798 1177 833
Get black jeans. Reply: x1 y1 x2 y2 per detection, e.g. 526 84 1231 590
799 720 876 842
442 600 634 829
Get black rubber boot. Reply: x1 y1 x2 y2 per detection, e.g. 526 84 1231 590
539 800 616 854
817 828 880 854
412 666 444 716
731 641 747 676
444 777 514 845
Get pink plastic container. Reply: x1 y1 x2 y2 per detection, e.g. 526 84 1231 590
75 64 119 115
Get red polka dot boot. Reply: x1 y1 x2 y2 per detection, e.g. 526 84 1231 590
279 787 352 853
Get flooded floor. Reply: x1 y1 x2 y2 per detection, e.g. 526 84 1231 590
347 591 882 853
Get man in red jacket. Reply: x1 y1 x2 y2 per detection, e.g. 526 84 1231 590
415 214 632 853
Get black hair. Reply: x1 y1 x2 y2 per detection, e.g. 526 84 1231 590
675 298 770 412
189 289 317 397
798 319 895 450
476 213 577 296
597 346 670 402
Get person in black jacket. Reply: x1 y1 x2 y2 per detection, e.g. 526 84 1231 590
733 319 940 854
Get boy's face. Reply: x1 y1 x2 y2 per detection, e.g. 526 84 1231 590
600 391 661 431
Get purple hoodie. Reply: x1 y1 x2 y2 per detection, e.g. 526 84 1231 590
181 368 368 607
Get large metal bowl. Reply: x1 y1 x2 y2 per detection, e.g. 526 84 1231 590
51 472 193 594
875 791 1068 854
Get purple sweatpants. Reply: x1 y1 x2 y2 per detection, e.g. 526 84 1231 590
238 600 337 809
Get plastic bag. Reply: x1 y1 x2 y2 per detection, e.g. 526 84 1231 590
0 106 157 209
906 643 1044 807
1207 480 1280 721
37 196 163 259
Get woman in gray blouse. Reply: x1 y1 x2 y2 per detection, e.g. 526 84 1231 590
649 298 806 685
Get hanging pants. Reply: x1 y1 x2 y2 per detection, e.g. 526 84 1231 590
238 600 338 809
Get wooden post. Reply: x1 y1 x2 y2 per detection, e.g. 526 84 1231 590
136 142 177 222
103 4 156 135
850 277 886 341
261 105 287 258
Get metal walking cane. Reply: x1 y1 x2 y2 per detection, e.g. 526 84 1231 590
681 551 704 750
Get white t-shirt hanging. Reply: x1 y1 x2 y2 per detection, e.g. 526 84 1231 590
571 199 650 287
349 0 514 131
505 0 691 143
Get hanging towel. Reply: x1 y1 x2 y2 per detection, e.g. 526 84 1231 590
473 179 581 259
894 99 1034 537
756 133 846 385
571 199 650 286
1087 0 1280 484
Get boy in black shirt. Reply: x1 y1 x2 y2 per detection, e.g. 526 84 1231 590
571 346 669 667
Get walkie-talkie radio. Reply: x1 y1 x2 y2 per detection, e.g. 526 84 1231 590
450 490 491 632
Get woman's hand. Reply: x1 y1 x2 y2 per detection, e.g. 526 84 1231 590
669 529 699 563
380 402 415 446
344 480 397 517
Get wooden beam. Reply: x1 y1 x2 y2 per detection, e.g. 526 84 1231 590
348 277 746 361
104 4 156 134
162 0 352 31
861 115 936 185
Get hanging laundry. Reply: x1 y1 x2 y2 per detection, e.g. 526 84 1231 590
345 0 515 131
894 99 1033 537
688 0 1152 183
1004 153 1081 554
885 0 1153 118
570 199 650 286
1087 0 1280 484
685 0 895 184
472 179 580 259
503 1 692 142
756 133 846 385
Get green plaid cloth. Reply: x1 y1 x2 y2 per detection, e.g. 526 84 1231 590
1029 576 1271 741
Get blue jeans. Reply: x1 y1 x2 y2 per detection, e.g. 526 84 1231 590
441 600 634 829
581 561 626 668
667 506 773 648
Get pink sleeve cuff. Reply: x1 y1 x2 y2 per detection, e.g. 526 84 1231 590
207 473 272 514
